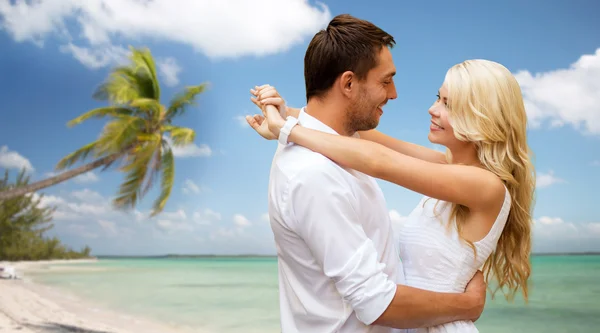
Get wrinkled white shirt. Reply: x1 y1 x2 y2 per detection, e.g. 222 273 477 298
267 108 404 333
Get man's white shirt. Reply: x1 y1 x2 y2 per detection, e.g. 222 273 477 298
267 108 405 332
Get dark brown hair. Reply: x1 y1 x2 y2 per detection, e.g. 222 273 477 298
304 14 395 101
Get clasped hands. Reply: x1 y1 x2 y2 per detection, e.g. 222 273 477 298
246 84 289 140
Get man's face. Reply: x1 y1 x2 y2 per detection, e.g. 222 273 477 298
346 47 397 133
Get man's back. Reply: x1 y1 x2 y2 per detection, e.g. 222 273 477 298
267 110 403 333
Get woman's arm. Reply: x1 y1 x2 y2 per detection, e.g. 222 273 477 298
358 130 447 164
284 106 446 164
284 121 504 210
251 86 445 164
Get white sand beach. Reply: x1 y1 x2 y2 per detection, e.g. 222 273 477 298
0 260 197 333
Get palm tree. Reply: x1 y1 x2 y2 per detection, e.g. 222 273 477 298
0 46 207 216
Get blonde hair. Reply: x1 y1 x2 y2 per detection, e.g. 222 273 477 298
442 59 536 302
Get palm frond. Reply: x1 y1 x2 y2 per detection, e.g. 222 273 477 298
66 106 134 128
93 66 141 104
141 137 163 197
163 125 195 146
150 143 174 216
129 46 161 101
136 133 159 142
113 137 159 210
92 48 159 104
130 98 162 123
55 141 98 171
95 115 145 156
165 83 208 122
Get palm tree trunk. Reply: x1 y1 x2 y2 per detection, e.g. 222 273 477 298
0 153 122 201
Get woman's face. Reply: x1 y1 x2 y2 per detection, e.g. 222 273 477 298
427 83 458 147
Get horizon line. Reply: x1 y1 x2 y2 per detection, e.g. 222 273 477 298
92 252 600 258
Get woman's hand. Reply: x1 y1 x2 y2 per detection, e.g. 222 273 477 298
245 113 277 140
250 85 288 118
247 84 288 140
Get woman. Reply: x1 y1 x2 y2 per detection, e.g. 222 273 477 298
248 59 536 332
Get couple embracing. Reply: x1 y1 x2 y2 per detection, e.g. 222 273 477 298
245 14 535 333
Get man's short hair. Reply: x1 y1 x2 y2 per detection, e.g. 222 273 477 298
304 14 395 101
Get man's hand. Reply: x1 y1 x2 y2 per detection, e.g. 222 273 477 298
464 270 487 322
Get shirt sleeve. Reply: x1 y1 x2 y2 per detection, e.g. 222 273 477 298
286 164 397 325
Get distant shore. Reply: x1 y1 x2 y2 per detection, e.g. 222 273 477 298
531 252 600 256
93 252 600 259
0 259 199 333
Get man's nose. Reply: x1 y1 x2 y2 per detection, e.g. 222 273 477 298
388 82 398 100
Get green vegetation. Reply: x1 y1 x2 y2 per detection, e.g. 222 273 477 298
0 46 208 216
0 169 92 261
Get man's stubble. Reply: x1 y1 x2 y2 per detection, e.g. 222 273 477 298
344 86 380 134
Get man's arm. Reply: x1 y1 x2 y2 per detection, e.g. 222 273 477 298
372 272 485 328
288 163 484 329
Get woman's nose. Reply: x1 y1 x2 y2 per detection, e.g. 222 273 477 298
428 106 439 117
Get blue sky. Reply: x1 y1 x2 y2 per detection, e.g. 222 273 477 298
0 0 599 255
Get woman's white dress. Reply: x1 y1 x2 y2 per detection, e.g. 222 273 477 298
396 186 511 332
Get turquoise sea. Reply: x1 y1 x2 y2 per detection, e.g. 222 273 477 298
28 255 600 333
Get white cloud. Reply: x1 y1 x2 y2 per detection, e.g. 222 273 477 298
59 43 129 69
33 189 145 242
389 209 408 240
156 219 174 231
70 188 104 202
163 137 212 158
210 227 242 240
182 179 201 194
31 192 66 208
133 210 145 223
154 219 192 233
233 214 251 228
586 223 600 235
261 213 270 223
535 216 564 225
234 115 250 128
389 209 408 224
66 224 99 239
171 143 212 158
152 209 196 233
160 209 187 221
0 145 34 172
98 219 118 235
514 48 600 135
533 216 600 252
34 188 198 236
533 216 578 241
73 171 100 183
0 0 331 68
536 170 566 188
157 57 181 87
35 188 116 221
193 209 222 225
44 171 99 184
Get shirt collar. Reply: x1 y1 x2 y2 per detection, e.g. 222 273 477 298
297 107 360 138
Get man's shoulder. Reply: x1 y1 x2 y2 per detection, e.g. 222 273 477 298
272 144 350 186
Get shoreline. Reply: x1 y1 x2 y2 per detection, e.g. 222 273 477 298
0 259 200 333
93 252 600 258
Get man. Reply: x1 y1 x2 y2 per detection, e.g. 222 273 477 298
246 14 486 333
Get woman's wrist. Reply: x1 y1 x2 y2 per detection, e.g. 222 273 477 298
277 116 300 145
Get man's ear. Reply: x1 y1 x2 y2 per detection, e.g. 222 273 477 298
337 71 354 98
